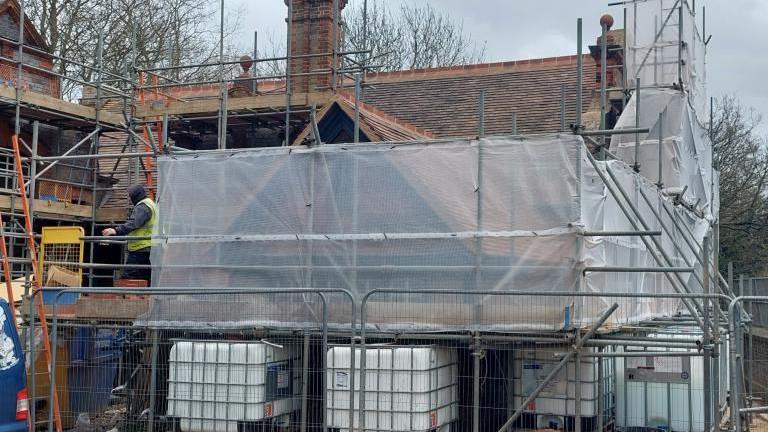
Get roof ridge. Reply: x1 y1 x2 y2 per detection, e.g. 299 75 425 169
363 54 590 81
336 90 436 138
1 0 50 51
157 78 287 98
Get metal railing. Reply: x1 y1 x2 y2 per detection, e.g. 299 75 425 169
23 289 768 432
26 287 356 432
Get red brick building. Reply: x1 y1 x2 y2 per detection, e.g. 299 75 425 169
0 0 59 97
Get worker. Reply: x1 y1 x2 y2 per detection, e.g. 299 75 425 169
101 184 157 282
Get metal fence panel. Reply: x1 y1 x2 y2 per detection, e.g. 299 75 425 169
24 288 353 432
24 290 761 432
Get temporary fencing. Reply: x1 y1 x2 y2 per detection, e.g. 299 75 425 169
21 289 765 432
25 288 354 432
728 295 768 432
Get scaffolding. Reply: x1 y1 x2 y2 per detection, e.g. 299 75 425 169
0 0 763 432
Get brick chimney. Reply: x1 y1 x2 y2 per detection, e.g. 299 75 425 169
588 14 626 129
583 15 626 130
589 15 625 92
287 0 347 94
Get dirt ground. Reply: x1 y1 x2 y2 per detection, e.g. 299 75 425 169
748 414 768 432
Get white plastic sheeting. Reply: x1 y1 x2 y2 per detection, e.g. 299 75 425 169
625 0 707 117
580 158 709 325
146 135 710 331
610 88 717 221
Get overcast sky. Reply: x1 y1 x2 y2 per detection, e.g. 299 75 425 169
229 0 768 135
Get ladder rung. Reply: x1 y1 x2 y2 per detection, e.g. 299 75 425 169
7 135 62 432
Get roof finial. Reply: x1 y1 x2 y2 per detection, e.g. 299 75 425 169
600 14 614 30
239 55 253 74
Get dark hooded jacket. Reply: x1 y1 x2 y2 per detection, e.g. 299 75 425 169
113 185 154 241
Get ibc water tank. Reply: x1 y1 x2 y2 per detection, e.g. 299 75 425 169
167 340 301 432
326 344 459 432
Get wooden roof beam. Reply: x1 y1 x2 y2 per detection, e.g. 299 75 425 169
135 91 334 118
0 86 124 127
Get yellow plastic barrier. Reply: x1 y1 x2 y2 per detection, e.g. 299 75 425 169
39 226 84 287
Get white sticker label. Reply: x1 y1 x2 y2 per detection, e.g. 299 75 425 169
522 362 566 397
0 308 19 371
335 371 349 389
654 356 683 373
277 368 289 389
626 357 646 369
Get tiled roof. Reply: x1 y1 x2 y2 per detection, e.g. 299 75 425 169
122 55 596 140
335 91 436 141
90 54 596 142
356 55 597 138
97 131 155 217
292 93 434 145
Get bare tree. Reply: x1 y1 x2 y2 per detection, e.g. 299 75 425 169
711 95 768 276
343 1 486 72
26 0 244 100
255 1 486 78
252 30 288 79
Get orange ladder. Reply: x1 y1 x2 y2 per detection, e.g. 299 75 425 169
137 72 165 199
11 135 63 432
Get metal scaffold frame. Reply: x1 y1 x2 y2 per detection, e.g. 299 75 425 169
0 3 373 431
1 0 375 288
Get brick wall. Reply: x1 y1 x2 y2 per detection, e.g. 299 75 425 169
0 14 17 40
288 0 347 93
0 54 59 96
591 28 624 90
0 13 60 97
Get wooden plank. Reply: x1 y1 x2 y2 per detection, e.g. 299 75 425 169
0 194 91 218
73 296 149 320
0 86 124 127
96 207 128 221
135 91 333 117
20 300 77 319
0 194 128 221
348 302 568 330
21 297 148 321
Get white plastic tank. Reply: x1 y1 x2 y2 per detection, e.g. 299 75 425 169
511 346 610 420
615 326 729 432
167 340 301 432
326 345 458 432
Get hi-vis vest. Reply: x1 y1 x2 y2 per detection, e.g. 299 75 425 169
127 197 157 251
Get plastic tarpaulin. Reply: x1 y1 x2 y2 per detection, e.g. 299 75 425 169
625 0 707 118
610 88 717 222
144 134 710 331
